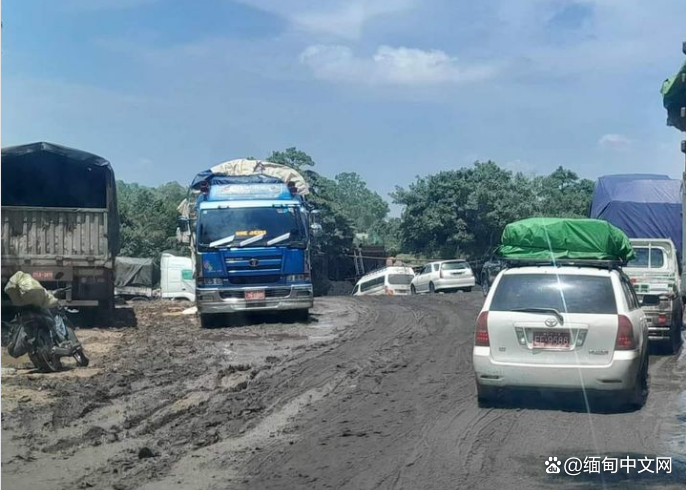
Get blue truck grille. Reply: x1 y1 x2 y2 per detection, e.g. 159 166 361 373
220 288 291 299
224 252 283 285
226 255 281 261
229 275 280 285
228 264 278 271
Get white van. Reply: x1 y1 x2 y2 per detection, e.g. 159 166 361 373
160 253 196 301
352 266 416 296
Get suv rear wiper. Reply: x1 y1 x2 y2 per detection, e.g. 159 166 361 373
509 307 564 324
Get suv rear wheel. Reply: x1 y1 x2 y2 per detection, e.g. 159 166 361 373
624 354 648 410
429 282 436 294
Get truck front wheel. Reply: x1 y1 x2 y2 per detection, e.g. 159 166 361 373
288 309 309 323
199 314 217 329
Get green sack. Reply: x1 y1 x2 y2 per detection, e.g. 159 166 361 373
661 59 686 132
4 271 59 308
497 217 635 262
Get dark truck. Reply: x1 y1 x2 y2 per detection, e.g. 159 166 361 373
1 142 120 311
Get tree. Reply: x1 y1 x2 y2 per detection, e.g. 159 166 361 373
367 217 402 254
117 181 187 259
332 172 389 232
532 166 594 217
392 162 592 258
266 147 315 171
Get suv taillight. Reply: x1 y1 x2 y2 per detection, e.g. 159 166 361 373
615 315 636 350
384 287 394 295
475 311 490 346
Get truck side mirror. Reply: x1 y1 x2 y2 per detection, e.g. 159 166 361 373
176 218 191 245
309 210 323 238
310 223 323 238
641 295 660 306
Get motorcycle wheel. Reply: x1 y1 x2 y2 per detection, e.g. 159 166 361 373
29 329 63 373
74 348 90 367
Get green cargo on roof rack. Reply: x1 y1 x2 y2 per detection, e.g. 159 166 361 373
496 217 635 263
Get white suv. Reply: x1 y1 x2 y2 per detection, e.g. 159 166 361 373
473 263 649 409
410 260 475 294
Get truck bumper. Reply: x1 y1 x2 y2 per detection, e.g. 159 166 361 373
196 285 313 314
645 311 674 341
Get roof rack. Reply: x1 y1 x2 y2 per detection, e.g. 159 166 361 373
501 258 627 270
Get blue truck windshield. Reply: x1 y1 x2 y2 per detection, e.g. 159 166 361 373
198 206 306 248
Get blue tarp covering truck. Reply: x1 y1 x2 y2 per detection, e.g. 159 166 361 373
590 174 684 353
178 159 322 328
589 174 682 252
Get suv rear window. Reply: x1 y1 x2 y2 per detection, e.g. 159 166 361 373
441 262 468 270
490 274 617 315
627 247 665 268
388 274 414 285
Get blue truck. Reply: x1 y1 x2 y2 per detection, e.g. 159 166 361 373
178 159 322 328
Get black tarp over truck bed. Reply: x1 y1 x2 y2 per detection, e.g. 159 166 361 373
1 142 120 309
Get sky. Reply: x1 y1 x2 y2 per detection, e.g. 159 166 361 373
2 0 685 213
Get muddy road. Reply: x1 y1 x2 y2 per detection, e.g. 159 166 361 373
2 294 685 490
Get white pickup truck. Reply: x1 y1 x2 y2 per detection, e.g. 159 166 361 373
624 238 683 354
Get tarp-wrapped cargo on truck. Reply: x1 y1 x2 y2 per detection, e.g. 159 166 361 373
496 217 635 263
661 59 686 132
115 257 158 288
114 257 159 298
589 174 682 254
178 159 310 222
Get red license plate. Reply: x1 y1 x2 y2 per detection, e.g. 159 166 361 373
533 331 570 348
31 271 54 281
245 290 265 300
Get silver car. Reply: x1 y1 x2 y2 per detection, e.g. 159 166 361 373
473 264 649 408
411 260 475 294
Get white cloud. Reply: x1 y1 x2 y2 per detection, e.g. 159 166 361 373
236 0 415 39
300 45 499 85
598 133 633 151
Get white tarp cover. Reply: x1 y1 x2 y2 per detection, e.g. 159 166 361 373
178 159 309 220
208 159 309 196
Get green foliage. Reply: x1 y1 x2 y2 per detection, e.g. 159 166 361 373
392 162 594 259
366 218 402 254
266 147 315 171
332 172 389 232
117 181 187 259
531 166 594 217
301 170 355 257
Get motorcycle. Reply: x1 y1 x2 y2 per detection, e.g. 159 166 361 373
2 273 89 372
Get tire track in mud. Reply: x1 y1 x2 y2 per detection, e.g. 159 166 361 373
1 299 368 490
2 294 685 490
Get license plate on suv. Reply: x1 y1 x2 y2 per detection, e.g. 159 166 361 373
533 331 570 348
245 290 265 300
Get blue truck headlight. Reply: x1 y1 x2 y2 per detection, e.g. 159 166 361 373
204 278 223 286
286 274 308 282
